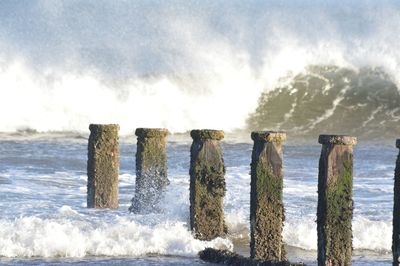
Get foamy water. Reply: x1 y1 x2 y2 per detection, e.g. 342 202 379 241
1 2 399 265
0 1 400 134
0 135 396 265
0 215 231 258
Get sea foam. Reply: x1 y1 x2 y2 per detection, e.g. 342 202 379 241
224 214 392 252
0 216 232 258
0 2 400 133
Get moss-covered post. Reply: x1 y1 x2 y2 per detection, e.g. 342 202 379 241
392 139 400 265
129 128 169 213
190 129 226 240
87 124 120 208
250 131 286 261
317 134 357 266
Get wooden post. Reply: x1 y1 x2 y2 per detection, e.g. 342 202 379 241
317 134 357 266
392 139 400 265
190 129 226 240
250 131 286 261
87 124 120 208
129 128 168 213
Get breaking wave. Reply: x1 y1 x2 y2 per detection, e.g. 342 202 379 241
0 214 232 258
248 66 400 139
1 1 400 138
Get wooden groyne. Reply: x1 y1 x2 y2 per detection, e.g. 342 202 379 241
393 139 400 265
250 131 286 261
83 126 400 265
129 128 169 213
189 129 227 240
317 135 356 266
87 124 120 208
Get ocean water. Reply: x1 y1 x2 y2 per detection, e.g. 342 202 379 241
1 1 400 136
0 133 397 265
1 1 400 265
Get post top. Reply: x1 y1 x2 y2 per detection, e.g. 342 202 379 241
251 131 286 143
190 129 224 140
89 124 120 131
135 128 169 138
396 139 400 148
318 134 357 145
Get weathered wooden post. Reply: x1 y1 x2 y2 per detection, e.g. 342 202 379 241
129 128 169 213
317 134 357 266
392 139 400 265
250 131 286 261
87 124 120 208
190 129 226 240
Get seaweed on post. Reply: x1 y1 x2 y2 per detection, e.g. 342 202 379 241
317 135 357 266
130 128 168 213
189 129 226 240
87 124 120 209
250 131 286 261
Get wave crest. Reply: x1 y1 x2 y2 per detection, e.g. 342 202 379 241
248 66 400 139
0 215 232 258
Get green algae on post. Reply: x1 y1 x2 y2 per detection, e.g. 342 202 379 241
130 128 169 213
190 129 226 240
317 134 357 266
250 131 286 261
87 124 120 209
392 139 400 265
199 248 306 266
